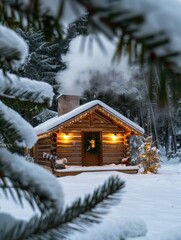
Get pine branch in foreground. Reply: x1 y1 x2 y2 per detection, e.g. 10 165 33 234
0 149 64 221
0 70 53 106
0 176 51 215
0 101 37 148
22 175 125 240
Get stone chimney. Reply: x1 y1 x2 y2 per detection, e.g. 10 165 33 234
57 94 80 116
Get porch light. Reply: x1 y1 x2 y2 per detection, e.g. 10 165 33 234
64 133 69 139
112 133 118 140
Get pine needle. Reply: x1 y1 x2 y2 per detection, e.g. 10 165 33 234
23 175 125 240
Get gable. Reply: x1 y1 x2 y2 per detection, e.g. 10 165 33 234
35 100 144 136
90 111 127 132
94 107 134 133
56 111 127 133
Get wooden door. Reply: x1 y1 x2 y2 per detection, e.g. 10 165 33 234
82 132 101 166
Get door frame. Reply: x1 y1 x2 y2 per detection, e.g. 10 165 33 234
81 131 103 166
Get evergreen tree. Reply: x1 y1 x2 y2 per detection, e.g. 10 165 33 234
175 101 181 149
138 136 161 174
17 28 66 112
60 15 88 55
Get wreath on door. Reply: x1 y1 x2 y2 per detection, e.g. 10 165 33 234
84 134 101 154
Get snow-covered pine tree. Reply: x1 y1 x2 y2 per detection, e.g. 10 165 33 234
17 28 65 112
129 136 143 165
60 14 88 54
138 136 161 174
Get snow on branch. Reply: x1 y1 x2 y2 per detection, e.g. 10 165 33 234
0 101 37 148
0 25 28 67
114 0 181 68
75 0 181 72
0 213 27 240
0 149 64 212
0 70 54 107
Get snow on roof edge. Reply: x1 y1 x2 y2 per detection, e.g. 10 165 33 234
56 93 81 99
96 100 144 134
34 100 144 135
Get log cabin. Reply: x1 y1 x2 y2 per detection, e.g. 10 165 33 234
33 94 144 167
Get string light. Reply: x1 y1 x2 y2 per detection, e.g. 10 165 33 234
38 106 143 140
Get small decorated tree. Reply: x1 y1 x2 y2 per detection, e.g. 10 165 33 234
138 136 161 174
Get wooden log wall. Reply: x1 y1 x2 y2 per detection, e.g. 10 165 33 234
56 131 82 165
35 136 52 162
102 132 129 165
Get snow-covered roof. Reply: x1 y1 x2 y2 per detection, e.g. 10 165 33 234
34 100 144 135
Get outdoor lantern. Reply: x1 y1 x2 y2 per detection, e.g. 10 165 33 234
112 133 118 140
64 133 69 139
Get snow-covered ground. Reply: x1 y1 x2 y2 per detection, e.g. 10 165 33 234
59 157 181 240
1 156 181 239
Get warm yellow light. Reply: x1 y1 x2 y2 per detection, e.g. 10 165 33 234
112 133 118 140
64 133 69 139
89 139 95 148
